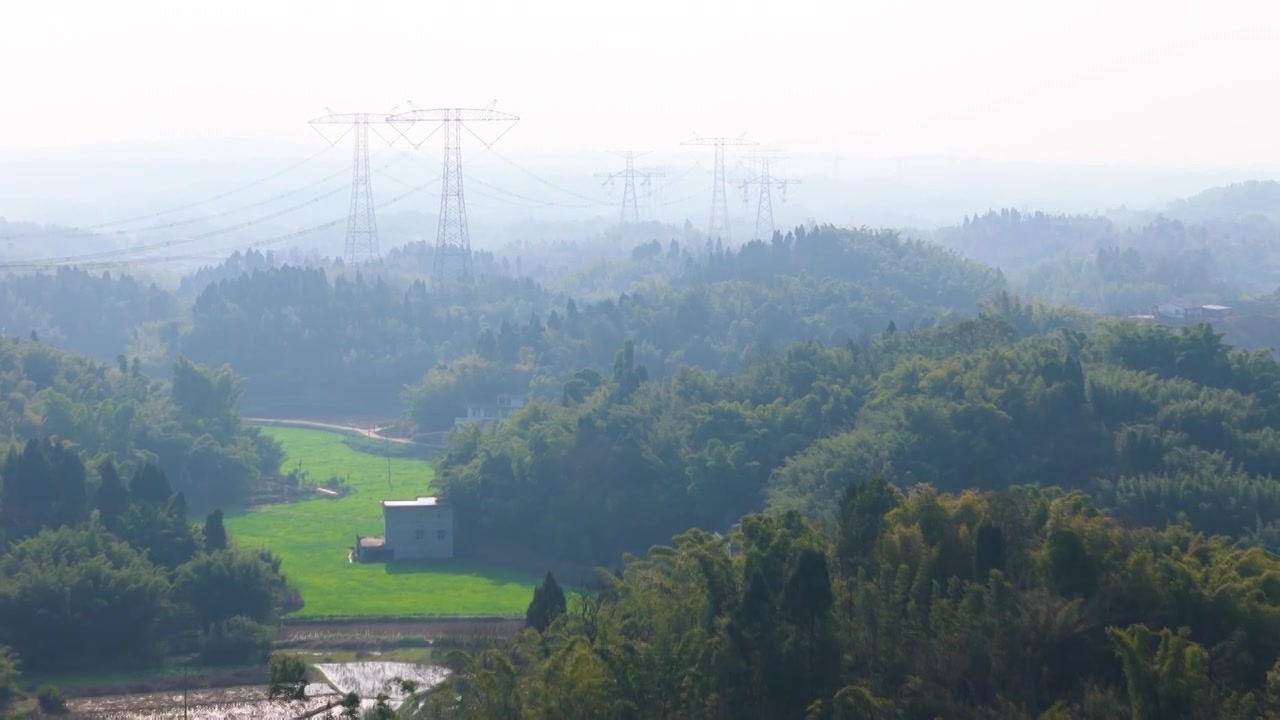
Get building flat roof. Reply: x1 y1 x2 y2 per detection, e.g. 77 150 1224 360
382 496 443 508
1202 304 1232 311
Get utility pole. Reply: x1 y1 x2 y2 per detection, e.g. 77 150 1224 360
682 134 757 244
597 151 665 226
389 102 519 293
737 153 801 241
308 109 399 264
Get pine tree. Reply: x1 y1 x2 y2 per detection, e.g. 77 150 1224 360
525 571 567 633
130 463 172 506
974 521 1007 580
167 491 187 520
204 509 228 552
95 460 130 528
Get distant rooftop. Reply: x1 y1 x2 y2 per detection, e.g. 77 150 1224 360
382 496 444 508
1202 304 1232 311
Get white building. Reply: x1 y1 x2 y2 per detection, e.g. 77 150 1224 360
453 394 526 428
354 496 453 561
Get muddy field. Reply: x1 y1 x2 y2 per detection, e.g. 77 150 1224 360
277 617 523 647
65 660 451 719
314 661 449 700
65 685 340 719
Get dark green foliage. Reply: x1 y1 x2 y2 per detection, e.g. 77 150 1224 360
198 615 272 666
166 490 187 520
525 571 567 633
0 338 280 512
94 460 129 528
1046 528 1098 598
836 478 899 574
203 509 227 552
428 490 1280 720
0 526 169 672
129 463 171 506
0 438 86 538
267 652 309 701
115 501 199 569
936 206 1280 320
0 644 19 703
973 521 1006 580
36 684 66 714
0 268 174 361
782 549 832 630
174 549 289 628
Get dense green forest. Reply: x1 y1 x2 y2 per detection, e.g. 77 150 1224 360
4 193 1280 715
423 484 1280 719
0 337 281 510
0 338 293 693
432 306 1280 567
0 224 1005 423
0 342 297 702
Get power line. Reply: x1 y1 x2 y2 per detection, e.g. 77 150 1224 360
0 144 337 241
476 145 613 207
597 151 665 226
0 177 439 272
0 184 349 268
310 109 400 264
388 102 520 292
737 153 800 242
681 134 757 243
0 151 422 270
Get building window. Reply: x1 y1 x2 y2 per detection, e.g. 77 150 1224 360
415 529 425 541
437 529 447 541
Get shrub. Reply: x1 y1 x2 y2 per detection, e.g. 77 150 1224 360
36 684 66 713
199 616 272 666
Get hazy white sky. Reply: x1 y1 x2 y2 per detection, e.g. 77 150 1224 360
4 0 1278 168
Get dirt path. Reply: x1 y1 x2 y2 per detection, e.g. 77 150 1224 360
245 418 416 445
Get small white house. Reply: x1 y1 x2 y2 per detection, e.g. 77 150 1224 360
354 496 454 561
1154 303 1186 319
453 394 526 428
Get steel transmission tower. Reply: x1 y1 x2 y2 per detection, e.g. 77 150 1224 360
738 154 801 241
597 151 665 225
389 102 519 292
682 134 756 243
309 109 398 264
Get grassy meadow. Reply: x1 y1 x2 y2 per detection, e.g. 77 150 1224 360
224 426 537 618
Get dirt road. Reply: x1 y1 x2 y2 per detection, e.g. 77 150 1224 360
244 417 416 445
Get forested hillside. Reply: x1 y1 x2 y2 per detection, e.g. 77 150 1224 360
934 206 1280 315
404 226 1003 429
0 337 280 510
0 267 176 361
4 207 1280 715
426 485 1280 719
435 308 1280 569
0 340 297 701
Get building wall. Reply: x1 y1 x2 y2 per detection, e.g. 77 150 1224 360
383 504 454 560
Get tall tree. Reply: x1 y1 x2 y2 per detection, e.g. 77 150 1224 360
94 460 130 528
130 463 172 506
204 509 228 552
525 571 567 633
0 438 87 537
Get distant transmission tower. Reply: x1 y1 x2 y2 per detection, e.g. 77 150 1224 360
598 151 665 226
738 153 801 241
389 102 519 292
309 109 398 264
682 134 757 243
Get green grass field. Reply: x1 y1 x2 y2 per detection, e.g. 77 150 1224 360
224 426 537 618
